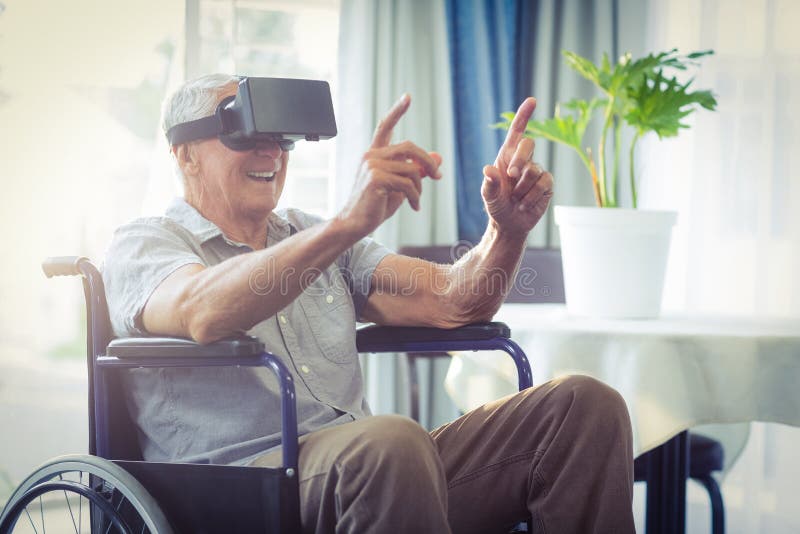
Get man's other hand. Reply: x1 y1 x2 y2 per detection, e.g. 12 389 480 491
482 97 554 239
337 94 442 237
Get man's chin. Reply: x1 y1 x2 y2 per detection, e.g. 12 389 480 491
240 198 278 218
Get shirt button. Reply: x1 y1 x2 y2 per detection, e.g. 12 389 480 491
325 295 334 304
279 315 287 324
300 365 310 374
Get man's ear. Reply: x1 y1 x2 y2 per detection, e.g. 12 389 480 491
173 144 200 177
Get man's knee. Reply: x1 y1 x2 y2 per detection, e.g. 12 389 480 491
343 414 439 467
547 374 631 438
514 374 631 435
556 374 627 411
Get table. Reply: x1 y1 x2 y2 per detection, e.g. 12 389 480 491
445 304 800 533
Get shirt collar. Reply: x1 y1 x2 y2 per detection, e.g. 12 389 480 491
165 197 292 246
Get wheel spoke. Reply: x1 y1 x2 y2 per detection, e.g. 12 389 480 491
103 488 120 534
104 489 118 534
78 472 83 533
57 474 81 534
24 506 39 534
39 495 45 534
62 488 80 534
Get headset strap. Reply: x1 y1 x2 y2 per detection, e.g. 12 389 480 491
165 95 236 146
165 115 224 146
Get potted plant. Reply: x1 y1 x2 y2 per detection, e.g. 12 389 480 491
495 49 717 318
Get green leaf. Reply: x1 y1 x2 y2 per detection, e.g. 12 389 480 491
494 47 717 207
492 97 605 152
623 69 718 138
687 49 714 59
563 50 602 87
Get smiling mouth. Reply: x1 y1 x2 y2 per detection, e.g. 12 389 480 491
247 171 276 182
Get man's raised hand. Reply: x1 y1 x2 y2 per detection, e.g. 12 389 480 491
482 97 554 238
338 94 442 237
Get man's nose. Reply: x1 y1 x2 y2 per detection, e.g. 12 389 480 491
253 140 282 157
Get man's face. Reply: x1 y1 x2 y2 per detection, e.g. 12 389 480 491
185 85 290 220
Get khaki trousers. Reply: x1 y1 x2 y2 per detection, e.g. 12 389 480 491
251 374 635 533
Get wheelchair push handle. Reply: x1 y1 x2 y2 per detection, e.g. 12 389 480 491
42 256 90 278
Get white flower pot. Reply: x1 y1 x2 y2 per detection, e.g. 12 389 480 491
554 206 677 319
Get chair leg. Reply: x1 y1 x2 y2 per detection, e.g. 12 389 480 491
694 475 725 534
406 354 420 423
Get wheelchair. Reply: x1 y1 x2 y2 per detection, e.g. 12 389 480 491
0 256 533 533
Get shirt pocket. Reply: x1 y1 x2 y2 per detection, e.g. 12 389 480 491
299 289 358 364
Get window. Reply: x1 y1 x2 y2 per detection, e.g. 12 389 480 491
0 0 341 505
0 0 184 503
645 0 800 316
187 0 341 217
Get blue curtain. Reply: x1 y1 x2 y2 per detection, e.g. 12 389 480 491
446 0 534 244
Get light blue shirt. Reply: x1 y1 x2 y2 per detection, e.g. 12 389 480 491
102 198 391 465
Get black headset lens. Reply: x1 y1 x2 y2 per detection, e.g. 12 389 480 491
220 136 296 152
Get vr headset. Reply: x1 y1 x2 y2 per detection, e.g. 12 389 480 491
166 77 337 151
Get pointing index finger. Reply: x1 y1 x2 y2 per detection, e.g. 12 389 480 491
371 94 411 148
502 97 537 152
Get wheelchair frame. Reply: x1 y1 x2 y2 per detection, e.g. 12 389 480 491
0 256 533 533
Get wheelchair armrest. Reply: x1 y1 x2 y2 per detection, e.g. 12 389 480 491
356 321 510 351
106 336 264 358
356 321 532 391
99 335 299 472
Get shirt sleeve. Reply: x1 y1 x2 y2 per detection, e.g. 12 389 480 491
101 218 205 337
343 235 392 319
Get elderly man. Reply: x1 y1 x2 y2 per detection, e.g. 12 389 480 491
103 73 634 533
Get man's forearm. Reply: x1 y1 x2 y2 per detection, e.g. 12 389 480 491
443 222 527 324
179 216 362 343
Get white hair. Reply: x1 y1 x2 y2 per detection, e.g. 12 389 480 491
161 74 240 189
161 73 241 138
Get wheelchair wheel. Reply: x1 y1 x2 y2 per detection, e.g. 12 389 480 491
0 454 173 534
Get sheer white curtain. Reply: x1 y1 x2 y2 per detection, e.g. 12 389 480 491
644 0 800 531
336 0 458 419
642 0 800 319
335 0 457 251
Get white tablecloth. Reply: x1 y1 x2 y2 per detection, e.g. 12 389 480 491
445 304 800 463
